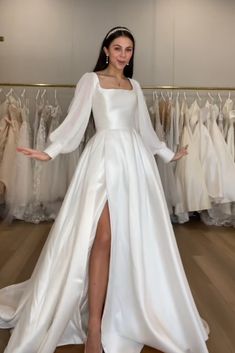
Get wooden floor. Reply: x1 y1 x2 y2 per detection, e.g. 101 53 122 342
0 218 234 353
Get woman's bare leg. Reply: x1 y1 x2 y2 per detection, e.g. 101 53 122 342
85 201 111 353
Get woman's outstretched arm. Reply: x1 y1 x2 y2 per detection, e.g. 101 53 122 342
17 72 96 162
171 145 188 161
16 147 51 161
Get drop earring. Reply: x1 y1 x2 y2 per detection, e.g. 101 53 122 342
126 62 129 66
106 55 109 64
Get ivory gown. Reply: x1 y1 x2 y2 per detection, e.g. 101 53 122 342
0 72 209 353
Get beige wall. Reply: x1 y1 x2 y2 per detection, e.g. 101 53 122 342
0 0 156 85
0 0 235 87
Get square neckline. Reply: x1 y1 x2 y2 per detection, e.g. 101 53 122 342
93 72 134 92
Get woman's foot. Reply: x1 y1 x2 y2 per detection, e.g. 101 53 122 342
85 324 102 353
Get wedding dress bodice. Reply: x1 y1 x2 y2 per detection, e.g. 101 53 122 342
92 84 136 131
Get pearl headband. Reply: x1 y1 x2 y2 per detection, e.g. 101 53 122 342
106 27 132 39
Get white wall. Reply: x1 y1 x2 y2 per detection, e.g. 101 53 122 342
174 0 235 86
0 0 156 85
154 0 235 86
0 0 235 87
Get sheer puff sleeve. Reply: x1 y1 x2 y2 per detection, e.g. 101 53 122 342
44 72 96 159
131 79 175 163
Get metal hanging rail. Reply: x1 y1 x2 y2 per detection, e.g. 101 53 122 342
0 83 75 88
143 86 235 91
1 82 235 91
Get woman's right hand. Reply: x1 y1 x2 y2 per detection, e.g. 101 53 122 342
16 147 51 161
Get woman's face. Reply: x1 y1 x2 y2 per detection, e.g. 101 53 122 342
104 36 134 71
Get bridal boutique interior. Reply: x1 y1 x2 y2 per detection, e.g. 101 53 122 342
0 0 235 352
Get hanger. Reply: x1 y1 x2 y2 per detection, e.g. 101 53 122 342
0 88 5 98
36 89 41 100
152 91 155 102
0 88 5 103
41 89 47 98
196 91 202 101
20 89 26 106
160 91 166 102
6 88 13 97
54 89 59 106
20 88 25 104
41 89 48 104
217 93 222 103
153 91 158 101
207 92 214 103
6 88 20 103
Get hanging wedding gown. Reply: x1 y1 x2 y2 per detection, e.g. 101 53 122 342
0 99 10 203
188 100 223 202
200 102 235 227
41 103 68 218
0 72 209 353
5 98 33 221
226 110 235 161
208 103 235 203
222 97 233 140
175 100 211 215
0 96 22 204
150 96 180 215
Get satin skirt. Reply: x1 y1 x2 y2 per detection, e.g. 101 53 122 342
0 128 209 353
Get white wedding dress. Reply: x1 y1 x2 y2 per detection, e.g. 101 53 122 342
188 100 223 202
0 72 209 353
175 100 211 215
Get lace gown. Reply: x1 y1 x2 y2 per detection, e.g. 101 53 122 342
41 103 68 218
151 97 180 215
0 96 22 205
0 73 209 353
6 99 33 221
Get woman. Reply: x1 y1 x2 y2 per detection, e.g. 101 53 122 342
0 27 209 353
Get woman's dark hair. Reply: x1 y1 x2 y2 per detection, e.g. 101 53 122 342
93 26 135 78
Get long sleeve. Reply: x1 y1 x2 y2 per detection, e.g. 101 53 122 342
44 72 96 159
132 79 175 163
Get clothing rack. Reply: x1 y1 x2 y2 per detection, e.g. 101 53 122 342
1 82 235 90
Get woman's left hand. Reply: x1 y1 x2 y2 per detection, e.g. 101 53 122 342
171 145 188 161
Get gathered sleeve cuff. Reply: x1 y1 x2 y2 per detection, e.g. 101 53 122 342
44 141 63 160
